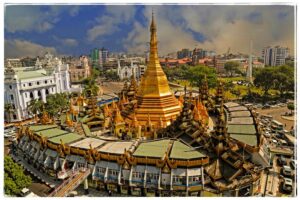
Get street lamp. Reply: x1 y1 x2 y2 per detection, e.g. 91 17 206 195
262 166 273 197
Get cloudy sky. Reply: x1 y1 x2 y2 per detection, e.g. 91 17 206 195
4 4 295 58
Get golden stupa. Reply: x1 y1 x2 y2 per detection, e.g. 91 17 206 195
125 13 182 126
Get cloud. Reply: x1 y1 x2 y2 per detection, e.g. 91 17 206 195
53 36 78 47
5 39 57 58
87 5 136 42
5 5 80 33
122 5 294 56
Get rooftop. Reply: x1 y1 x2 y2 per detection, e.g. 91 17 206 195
231 134 257 146
29 125 57 132
170 141 206 159
48 133 84 144
99 141 134 154
227 124 256 135
133 139 170 158
69 137 106 149
36 128 68 138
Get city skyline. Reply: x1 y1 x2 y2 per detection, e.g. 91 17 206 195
5 4 294 58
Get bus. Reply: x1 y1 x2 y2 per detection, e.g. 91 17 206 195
271 120 284 131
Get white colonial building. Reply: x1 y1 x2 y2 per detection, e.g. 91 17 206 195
117 59 147 80
4 53 71 122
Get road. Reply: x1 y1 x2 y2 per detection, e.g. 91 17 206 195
256 106 295 130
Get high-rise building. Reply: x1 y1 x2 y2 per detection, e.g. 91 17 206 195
262 46 289 66
99 47 109 70
177 48 192 59
90 48 99 68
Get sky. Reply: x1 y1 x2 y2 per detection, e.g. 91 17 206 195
4 4 295 58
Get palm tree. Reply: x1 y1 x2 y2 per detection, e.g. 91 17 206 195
44 93 70 119
4 103 14 122
27 99 44 118
83 78 99 97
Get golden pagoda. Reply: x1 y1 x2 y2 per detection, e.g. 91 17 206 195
126 12 181 127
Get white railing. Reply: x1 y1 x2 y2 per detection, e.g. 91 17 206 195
48 167 90 197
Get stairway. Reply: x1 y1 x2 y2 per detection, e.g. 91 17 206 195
48 168 91 197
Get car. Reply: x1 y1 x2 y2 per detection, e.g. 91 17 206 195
282 178 293 193
264 132 271 138
272 139 278 145
278 156 287 166
282 165 293 177
262 104 271 109
290 160 295 170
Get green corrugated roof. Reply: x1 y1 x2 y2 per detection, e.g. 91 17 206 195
36 128 68 138
16 68 49 80
29 125 57 132
227 124 256 134
49 133 84 144
230 134 257 146
170 141 206 159
82 124 91 136
133 140 170 158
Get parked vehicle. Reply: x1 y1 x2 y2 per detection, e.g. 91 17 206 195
290 160 295 170
282 165 293 177
278 156 287 166
262 104 270 109
282 178 293 193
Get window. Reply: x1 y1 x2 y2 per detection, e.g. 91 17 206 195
10 95 14 100
25 93 27 98
13 114 17 120
37 81 40 85
77 162 85 168
38 91 42 97
12 104 15 109
30 92 34 99
23 84 26 87
108 169 118 176
97 167 106 174
45 89 49 95
45 80 48 84
147 173 159 181
9 85 12 89
188 176 200 182
172 176 184 183
29 83 32 86
132 172 144 179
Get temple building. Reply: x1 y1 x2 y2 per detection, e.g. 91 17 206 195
11 13 267 197
120 13 182 131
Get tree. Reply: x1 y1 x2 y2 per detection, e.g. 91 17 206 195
104 70 119 80
45 93 70 118
4 156 32 196
91 68 101 79
287 103 294 115
27 99 44 118
83 78 99 97
224 61 240 77
253 67 275 95
4 103 14 122
186 65 217 88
